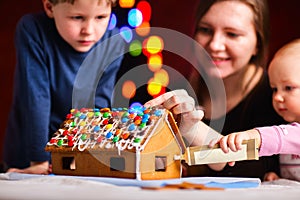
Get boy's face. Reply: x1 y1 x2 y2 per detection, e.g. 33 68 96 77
44 0 112 52
268 53 300 123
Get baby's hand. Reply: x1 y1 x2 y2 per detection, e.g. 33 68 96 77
264 172 280 181
207 138 236 168
208 129 261 168
218 129 261 153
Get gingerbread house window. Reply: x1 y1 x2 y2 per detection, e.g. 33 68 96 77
62 157 76 170
155 156 167 171
110 157 125 171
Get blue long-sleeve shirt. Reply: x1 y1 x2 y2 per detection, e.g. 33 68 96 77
4 12 125 168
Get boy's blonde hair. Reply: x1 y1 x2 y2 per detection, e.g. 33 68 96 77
48 0 117 6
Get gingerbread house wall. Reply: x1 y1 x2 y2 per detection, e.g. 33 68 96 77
139 112 183 180
51 150 136 179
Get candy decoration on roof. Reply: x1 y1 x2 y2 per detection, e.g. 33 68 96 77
47 106 164 152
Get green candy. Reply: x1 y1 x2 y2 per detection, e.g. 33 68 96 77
134 138 141 143
139 122 146 129
112 136 119 143
102 112 111 118
57 139 63 146
94 111 100 117
71 122 76 127
81 134 87 141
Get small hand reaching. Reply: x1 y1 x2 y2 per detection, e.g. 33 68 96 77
218 129 261 153
208 129 262 168
7 161 52 175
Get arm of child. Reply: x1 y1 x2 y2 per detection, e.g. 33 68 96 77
205 129 261 169
217 129 262 153
7 161 51 175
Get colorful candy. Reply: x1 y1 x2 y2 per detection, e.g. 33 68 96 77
47 106 166 150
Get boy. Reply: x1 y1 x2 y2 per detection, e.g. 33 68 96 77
3 0 124 174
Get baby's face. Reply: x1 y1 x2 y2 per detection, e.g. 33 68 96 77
268 54 300 123
50 0 111 52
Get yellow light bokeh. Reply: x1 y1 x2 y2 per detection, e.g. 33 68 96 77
135 21 150 37
148 54 162 72
153 69 169 87
147 78 162 96
122 80 136 99
119 0 135 8
145 36 164 54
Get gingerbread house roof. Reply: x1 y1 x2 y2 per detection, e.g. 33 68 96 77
45 106 186 154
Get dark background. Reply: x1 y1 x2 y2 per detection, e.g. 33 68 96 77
1 0 300 166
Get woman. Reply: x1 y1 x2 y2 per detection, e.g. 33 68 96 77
145 0 285 181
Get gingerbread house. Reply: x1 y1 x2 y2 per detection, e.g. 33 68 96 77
46 105 259 180
45 106 186 180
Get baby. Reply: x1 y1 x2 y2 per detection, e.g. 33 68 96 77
216 38 300 181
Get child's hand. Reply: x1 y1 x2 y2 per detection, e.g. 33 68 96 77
218 129 261 153
264 172 280 181
207 129 261 169
7 161 51 175
207 138 236 169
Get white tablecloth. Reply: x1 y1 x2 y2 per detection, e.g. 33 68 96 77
0 173 300 200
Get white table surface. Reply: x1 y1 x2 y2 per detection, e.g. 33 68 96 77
0 173 300 200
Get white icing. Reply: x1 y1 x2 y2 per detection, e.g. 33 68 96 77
136 151 141 180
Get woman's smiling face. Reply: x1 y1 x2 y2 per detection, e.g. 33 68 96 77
195 1 258 79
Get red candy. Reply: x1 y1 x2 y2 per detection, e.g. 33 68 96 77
111 112 118 117
66 114 73 119
50 138 57 144
63 130 69 136
72 129 78 134
97 136 103 143
67 135 73 141
134 116 142 121
68 140 74 147
80 108 88 112
102 119 109 125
